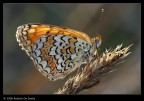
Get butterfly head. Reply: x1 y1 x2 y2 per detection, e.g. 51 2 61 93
94 34 102 48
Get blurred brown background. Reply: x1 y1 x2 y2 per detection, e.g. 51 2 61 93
3 3 141 94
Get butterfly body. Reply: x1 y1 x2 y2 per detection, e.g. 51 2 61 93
16 23 102 81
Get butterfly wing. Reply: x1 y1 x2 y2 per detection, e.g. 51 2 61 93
32 34 92 81
16 23 93 81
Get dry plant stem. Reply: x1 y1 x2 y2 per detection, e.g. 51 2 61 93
55 44 133 94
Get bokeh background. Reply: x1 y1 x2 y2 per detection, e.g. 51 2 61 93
3 3 141 94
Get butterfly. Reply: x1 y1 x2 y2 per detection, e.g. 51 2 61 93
16 23 102 81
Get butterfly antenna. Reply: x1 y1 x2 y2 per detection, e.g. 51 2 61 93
95 8 104 60
95 8 104 35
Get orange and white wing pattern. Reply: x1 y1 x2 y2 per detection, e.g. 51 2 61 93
16 23 102 81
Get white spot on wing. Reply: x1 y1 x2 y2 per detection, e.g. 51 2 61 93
23 35 27 40
44 67 51 73
22 31 27 35
54 35 62 41
57 64 62 70
58 58 63 64
41 37 47 42
71 54 77 59
51 46 57 50
35 49 41 56
17 26 22 30
55 55 61 59
62 36 70 44
54 41 61 46
56 47 61 54
39 61 47 69
49 51 56 55
36 39 41 44
16 34 18 38
33 44 37 51
36 57 41 63
37 43 43 49
61 43 65 46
